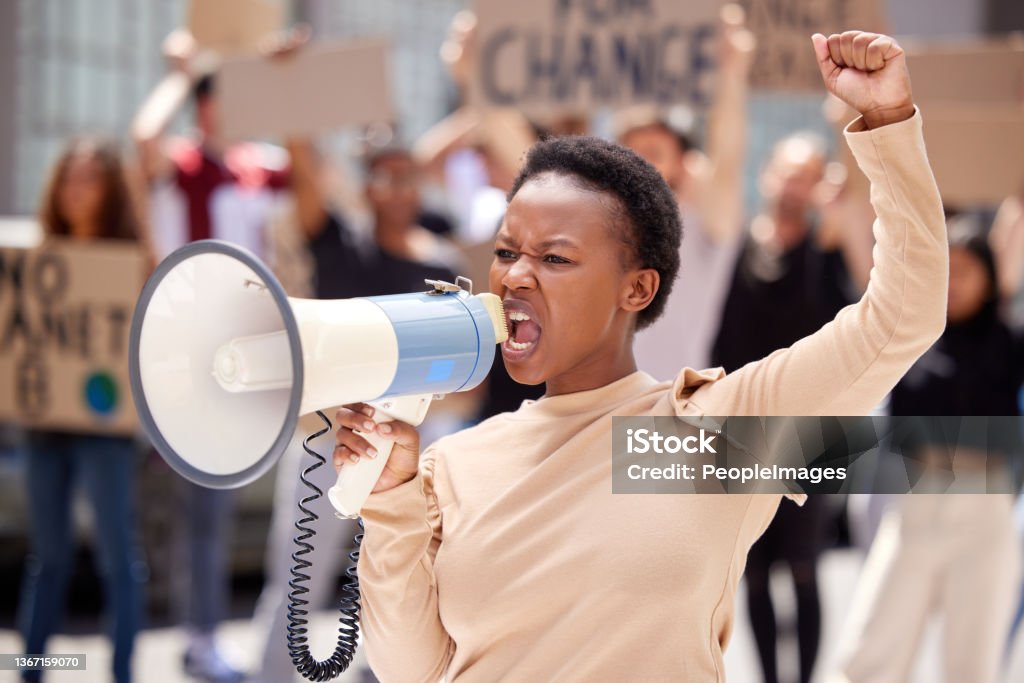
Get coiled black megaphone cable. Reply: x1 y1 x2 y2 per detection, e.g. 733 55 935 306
286 410 364 681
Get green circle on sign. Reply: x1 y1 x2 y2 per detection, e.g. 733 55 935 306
84 372 118 415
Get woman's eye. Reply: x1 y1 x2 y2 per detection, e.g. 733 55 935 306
494 248 516 260
543 254 571 264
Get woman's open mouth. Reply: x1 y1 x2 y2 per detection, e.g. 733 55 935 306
502 303 542 361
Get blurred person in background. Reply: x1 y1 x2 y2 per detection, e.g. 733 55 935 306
619 3 754 377
288 140 463 300
17 137 148 683
129 27 303 683
990 191 1024 322
247 138 461 683
828 219 1023 683
416 10 536 245
414 9 584 251
711 131 860 372
415 108 547 420
415 10 545 420
416 109 535 246
996 190 1024 656
710 129 871 683
293 139 466 434
132 28 293 260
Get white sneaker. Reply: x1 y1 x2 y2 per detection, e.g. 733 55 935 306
182 637 246 683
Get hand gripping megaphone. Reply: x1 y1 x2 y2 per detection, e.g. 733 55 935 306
128 240 507 517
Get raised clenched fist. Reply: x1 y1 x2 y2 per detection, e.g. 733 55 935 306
812 31 915 130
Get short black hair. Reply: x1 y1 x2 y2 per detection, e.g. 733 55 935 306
362 145 414 174
508 136 682 330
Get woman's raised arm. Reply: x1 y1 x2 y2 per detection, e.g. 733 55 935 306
693 32 948 416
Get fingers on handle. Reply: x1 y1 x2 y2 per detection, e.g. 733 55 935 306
348 402 376 418
334 431 379 469
334 444 358 469
335 404 377 430
376 419 420 450
337 428 377 455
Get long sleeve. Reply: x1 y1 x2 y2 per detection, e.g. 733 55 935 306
692 109 948 416
357 448 454 682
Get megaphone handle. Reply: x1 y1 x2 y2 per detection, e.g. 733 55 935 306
327 394 433 518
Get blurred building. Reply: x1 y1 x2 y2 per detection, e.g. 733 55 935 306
296 0 468 140
0 0 1019 218
0 0 186 216
0 0 472 219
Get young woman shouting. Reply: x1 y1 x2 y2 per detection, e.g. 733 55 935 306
335 31 948 682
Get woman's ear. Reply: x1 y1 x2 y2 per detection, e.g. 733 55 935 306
621 268 660 315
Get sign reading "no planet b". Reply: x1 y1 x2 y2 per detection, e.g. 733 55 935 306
0 239 144 435
471 0 720 113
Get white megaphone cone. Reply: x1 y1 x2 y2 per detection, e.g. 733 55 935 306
129 240 507 517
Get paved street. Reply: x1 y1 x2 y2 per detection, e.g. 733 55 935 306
2 549 1023 682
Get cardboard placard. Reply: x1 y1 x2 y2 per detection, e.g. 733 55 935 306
920 106 1024 208
904 36 1024 106
0 238 145 435
905 38 1024 207
187 0 284 56
832 38 1024 208
740 0 886 91
834 103 1024 208
470 0 721 113
219 40 395 140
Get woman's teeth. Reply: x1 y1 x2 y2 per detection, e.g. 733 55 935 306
505 308 540 353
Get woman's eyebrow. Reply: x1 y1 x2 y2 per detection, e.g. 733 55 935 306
536 237 579 251
494 234 579 251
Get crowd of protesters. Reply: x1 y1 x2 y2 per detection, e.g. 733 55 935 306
7 6 1024 683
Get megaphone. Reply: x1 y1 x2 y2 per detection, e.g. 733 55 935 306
128 239 507 517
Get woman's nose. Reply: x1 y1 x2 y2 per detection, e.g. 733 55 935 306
502 256 537 291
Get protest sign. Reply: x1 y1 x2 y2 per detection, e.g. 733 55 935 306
907 37 1024 207
920 107 1024 208
831 37 1024 207
471 0 721 113
905 35 1024 106
218 40 394 140
188 0 284 56
739 0 886 91
0 238 145 435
